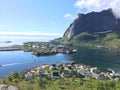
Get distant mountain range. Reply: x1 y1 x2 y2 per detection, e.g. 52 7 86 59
63 9 120 39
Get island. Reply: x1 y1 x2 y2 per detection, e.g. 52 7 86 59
0 41 12 43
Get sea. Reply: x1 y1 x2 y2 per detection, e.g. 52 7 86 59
0 37 120 77
0 37 70 77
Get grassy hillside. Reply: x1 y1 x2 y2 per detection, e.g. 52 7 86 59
1 72 120 90
61 32 120 48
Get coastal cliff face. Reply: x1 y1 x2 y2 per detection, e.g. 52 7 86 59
63 9 120 39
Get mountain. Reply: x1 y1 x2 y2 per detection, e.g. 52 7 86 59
63 9 120 39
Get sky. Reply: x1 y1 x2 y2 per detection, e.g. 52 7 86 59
0 0 77 39
0 0 120 42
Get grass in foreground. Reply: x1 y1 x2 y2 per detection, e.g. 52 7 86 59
0 71 120 90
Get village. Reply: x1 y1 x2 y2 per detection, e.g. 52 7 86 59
23 42 77 56
23 61 120 82
0 41 77 56
1 61 120 90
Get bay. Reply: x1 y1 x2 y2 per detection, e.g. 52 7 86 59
1 47 120 78
0 51 69 78
71 47 120 71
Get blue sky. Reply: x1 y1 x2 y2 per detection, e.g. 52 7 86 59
0 0 78 37
0 0 119 42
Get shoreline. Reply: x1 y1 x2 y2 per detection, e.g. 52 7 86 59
1 61 119 82
0 45 77 56
0 45 22 51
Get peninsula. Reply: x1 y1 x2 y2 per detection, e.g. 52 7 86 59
0 42 77 56
23 42 77 56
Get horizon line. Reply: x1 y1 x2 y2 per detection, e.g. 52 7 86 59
0 31 63 37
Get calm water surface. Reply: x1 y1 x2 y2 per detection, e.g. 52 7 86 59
0 51 69 77
71 47 120 71
0 47 120 77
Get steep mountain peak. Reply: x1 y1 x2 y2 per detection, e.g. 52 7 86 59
63 9 120 39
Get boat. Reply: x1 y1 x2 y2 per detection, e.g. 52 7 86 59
65 49 77 54
72 49 77 53
65 51 70 54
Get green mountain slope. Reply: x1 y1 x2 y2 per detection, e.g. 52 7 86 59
62 32 120 48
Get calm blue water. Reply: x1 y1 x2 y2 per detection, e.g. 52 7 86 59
0 51 69 77
1 47 120 78
70 47 120 71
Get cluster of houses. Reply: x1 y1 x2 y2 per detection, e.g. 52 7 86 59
94 45 112 49
94 45 120 51
24 61 120 81
24 42 77 56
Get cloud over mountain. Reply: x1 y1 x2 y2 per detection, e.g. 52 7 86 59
74 0 120 18
64 13 77 20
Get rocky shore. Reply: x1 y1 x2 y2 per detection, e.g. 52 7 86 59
0 84 18 90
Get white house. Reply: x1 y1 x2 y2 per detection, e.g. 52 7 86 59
25 72 33 80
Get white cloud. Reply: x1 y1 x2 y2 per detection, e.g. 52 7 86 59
74 0 120 18
64 13 77 20
0 31 62 37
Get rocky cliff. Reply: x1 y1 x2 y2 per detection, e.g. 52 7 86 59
63 9 120 39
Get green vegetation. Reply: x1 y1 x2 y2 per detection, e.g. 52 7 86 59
102 33 120 47
22 39 76 57
22 32 120 50
1 62 120 90
1 72 120 90
62 32 120 49
50 37 62 45
23 42 57 56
